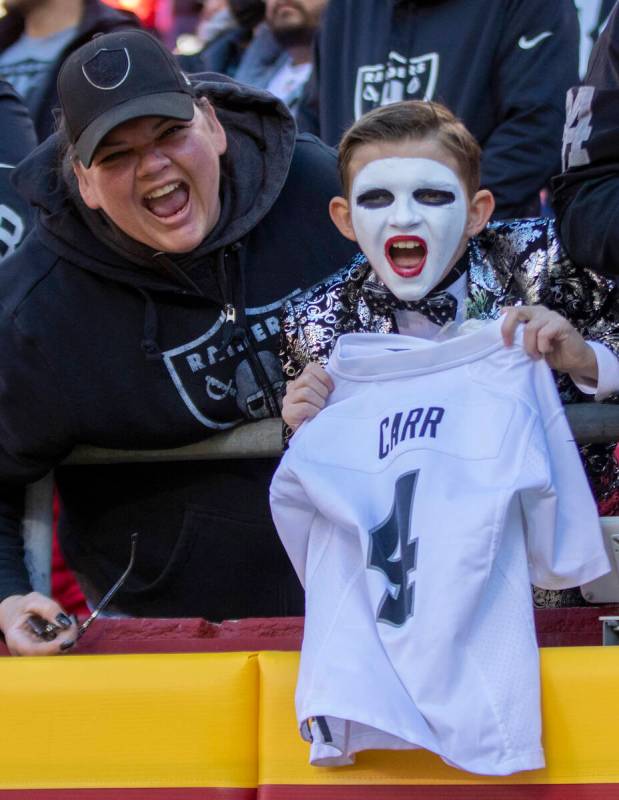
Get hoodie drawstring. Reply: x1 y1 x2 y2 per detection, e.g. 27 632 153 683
136 242 280 418
138 288 163 360
139 250 210 361
215 242 280 418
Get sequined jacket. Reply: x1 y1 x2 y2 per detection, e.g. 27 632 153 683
280 218 619 607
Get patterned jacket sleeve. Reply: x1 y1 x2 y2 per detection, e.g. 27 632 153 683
279 298 311 383
544 220 619 366
278 276 348 445
279 298 313 447
477 217 619 524
542 220 619 520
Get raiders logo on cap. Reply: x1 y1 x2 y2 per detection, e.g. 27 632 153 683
82 48 131 91
58 29 197 167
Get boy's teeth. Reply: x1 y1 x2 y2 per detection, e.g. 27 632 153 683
145 182 180 200
393 241 420 249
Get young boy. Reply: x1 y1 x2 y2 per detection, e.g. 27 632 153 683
269 101 617 774
280 102 619 611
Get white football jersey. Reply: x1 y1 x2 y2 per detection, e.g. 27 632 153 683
270 319 610 775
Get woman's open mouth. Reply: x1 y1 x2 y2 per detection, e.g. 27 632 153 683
143 181 190 220
385 236 427 277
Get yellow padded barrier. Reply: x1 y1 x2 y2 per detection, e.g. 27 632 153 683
2 647 617 792
257 648 619 787
0 652 258 790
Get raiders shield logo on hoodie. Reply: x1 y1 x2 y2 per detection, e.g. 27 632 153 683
162 307 285 429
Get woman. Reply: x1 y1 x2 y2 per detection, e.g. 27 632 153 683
0 28 356 655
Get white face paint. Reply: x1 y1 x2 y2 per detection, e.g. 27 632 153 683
350 157 467 300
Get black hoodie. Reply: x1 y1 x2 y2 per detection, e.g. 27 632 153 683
0 0 139 141
552 3 619 279
296 0 579 219
0 76 356 618
0 80 37 260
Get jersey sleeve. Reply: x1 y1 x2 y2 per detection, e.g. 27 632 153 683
269 454 316 587
521 359 611 589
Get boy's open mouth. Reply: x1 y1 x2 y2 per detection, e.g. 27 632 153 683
143 181 190 219
385 236 427 277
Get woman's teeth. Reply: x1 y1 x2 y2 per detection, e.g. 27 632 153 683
145 181 181 201
143 181 189 218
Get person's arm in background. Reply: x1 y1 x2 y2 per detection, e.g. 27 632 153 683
481 0 579 219
0 81 37 261
295 33 321 137
552 4 619 279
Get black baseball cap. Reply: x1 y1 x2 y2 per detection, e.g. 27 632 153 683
57 29 196 168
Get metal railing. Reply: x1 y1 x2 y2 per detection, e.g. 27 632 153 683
22 405 619 595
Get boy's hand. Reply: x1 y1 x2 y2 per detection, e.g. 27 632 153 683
501 305 598 385
282 363 334 431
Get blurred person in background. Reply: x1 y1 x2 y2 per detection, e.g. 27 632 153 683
178 0 265 76
574 0 615 78
0 0 140 141
174 0 233 55
553 2 619 280
196 0 233 44
233 0 324 116
296 0 579 220
0 79 36 260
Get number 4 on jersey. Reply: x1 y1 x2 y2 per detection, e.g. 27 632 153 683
368 470 419 626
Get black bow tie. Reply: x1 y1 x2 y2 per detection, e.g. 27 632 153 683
362 254 468 327
363 281 458 326
365 286 458 326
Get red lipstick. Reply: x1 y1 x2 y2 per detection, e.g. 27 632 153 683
385 235 427 277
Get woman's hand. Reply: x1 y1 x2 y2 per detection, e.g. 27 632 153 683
0 592 77 656
501 305 598 385
282 363 334 432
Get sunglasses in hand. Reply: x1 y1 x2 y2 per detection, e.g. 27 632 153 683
26 532 138 648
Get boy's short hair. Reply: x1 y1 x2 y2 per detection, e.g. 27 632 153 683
338 100 481 198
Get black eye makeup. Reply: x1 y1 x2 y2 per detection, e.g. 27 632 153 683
356 188 395 208
413 188 455 206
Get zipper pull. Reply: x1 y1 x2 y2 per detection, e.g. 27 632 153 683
224 303 236 324
219 303 243 353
